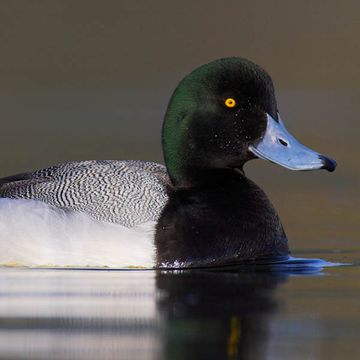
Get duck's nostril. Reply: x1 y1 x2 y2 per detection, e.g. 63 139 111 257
278 138 288 147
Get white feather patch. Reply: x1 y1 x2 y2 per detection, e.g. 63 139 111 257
0 198 156 268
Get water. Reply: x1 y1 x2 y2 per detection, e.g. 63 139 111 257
0 251 359 360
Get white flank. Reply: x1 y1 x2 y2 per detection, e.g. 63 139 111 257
0 198 156 268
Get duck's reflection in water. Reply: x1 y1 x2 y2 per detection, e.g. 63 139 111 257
156 270 288 360
0 268 298 360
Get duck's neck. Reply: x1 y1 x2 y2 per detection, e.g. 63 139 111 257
171 167 244 189
162 143 205 188
162 119 245 188
155 168 289 268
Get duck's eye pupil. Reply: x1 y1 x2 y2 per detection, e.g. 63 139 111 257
225 98 236 108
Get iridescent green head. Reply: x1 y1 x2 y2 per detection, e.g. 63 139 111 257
162 57 336 186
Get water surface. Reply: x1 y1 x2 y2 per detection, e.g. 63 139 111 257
0 250 359 360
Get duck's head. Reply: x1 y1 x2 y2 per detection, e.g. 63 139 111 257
163 57 336 186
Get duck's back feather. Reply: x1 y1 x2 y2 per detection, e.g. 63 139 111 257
0 160 170 227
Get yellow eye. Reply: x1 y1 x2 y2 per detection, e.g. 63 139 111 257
225 98 236 108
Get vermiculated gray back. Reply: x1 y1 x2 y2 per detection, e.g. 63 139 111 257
0 160 170 227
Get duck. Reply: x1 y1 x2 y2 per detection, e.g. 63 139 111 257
0 57 336 269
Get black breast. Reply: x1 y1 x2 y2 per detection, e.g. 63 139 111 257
155 170 289 268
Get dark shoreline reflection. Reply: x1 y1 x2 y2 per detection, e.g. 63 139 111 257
156 270 288 360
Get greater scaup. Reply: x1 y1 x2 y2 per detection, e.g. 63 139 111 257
0 57 336 268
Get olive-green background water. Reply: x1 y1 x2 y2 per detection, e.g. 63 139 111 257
0 2 359 360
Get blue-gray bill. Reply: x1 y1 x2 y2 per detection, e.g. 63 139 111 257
249 114 337 172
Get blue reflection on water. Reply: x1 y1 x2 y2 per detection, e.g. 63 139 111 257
189 255 348 274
